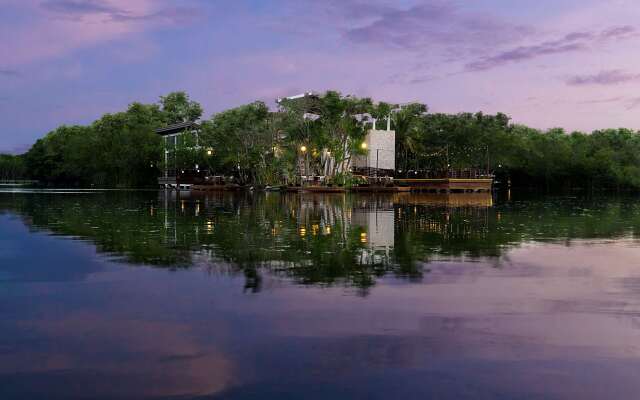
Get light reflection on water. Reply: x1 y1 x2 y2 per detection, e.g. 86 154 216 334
2 191 640 399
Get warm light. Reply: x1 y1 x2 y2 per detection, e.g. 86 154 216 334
207 149 213 156
300 145 307 153
360 232 368 243
360 142 368 149
299 227 307 237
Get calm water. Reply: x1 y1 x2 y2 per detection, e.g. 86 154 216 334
2 190 640 399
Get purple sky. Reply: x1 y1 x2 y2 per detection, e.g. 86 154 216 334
2 0 640 153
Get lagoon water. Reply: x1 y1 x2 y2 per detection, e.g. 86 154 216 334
2 190 640 399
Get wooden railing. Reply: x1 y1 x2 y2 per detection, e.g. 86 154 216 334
399 169 493 179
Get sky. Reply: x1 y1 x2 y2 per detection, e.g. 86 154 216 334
2 0 640 153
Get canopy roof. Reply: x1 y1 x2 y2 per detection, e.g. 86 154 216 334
155 121 199 136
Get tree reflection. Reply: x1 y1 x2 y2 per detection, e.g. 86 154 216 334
3 191 640 293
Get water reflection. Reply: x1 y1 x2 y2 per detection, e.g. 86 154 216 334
4 191 640 399
2 191 500 293
3 191 640 293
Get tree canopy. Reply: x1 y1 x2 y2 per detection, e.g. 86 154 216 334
159 91 203 124
6 89 640 191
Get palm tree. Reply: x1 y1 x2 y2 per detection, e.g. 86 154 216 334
392 103 428 174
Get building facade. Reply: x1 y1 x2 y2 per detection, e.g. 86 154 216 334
155 121 202 189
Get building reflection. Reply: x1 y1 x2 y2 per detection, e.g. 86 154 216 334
6 190 640 294
394 193 492 242
3 189 497 292
154 191 495 293
351 196 395 265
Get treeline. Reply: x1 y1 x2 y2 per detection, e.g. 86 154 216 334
9 92 202 187
0 154 26 181
2 90 640 190
407 114 640 190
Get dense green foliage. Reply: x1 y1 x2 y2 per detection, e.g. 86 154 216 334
6 89 640 190
159 91 203 124
19 92 201 187
200 91 380 185
200 101 279 185
23 104 163 187
0 154 26 181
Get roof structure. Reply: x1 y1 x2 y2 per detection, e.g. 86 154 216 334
155 121 199 136
276 91 317 104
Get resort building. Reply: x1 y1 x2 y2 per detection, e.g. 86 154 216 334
351 116 396 178
155 121 202 189
278 92 396 181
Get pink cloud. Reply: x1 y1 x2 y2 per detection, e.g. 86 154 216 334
0 0 197 68
567 70 640 86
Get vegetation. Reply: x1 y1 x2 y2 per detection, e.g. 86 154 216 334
17 92 202 187
4 89 640 190
0 154 26 181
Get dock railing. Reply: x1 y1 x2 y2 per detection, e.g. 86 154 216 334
400 169 493 179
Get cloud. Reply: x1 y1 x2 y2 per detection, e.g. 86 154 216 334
0 1 201 68
626 97 640 110
578 96 625 104
40 0 121 16
465 26 637 72
110 7 200 24
579 95 640 110
600 25 637 39
0 69 20 77
258 0 397 38
322 0 395 19
41 0 200 25
466 41 586 72
268 2 640 89
408 74 437 84
343 1 530 51
567 70 640 86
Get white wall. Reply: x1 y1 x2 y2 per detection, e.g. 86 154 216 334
351 209 395 249
352 129 396 171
